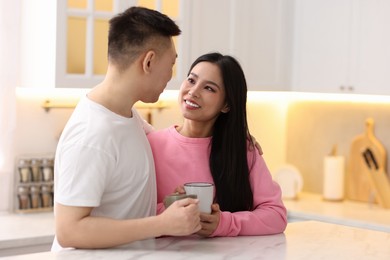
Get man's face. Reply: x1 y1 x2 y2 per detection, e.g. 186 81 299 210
143 38 177 103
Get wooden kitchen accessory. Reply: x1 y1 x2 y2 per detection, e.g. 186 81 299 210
347 118 387 203
363 167 390 209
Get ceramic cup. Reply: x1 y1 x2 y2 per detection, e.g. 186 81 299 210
184 182 214 213
163 193 197 209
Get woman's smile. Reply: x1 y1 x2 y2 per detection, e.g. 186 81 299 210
184 99 200 109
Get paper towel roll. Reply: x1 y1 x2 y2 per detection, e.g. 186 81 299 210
323 156 345 201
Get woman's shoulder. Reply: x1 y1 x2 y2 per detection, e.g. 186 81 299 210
147 125 176 139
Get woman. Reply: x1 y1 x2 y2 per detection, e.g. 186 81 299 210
147 53 287 237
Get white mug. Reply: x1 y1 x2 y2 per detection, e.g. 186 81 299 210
184 182 214 213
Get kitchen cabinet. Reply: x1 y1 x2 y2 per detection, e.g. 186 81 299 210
20 0 189 89
20 0 133 89
187 0 293 91
291 0 390 95
137 0 191 90
19 0 292 91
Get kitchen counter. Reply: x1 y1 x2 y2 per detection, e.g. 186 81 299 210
284 192 390 232
0 212 54 257
1 192 390 257
4 221 390 259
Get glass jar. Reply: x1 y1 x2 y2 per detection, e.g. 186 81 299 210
17 185 30 209
29 185 41 209
30 158 42 182
18 159 32 183
41 158 54 182
41 184 53 208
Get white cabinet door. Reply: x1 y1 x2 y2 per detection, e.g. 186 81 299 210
20 0 134 89
292 0 390 95
188 0 231 61
353 0 390 95
291 0 353 93
188 0 291 91
20 0 58 88
232 0 292 91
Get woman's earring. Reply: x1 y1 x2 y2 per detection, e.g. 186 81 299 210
221 106 230 113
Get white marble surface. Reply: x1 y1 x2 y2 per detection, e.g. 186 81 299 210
284 192 390 232
3 221 390 260
0 212 54 250
2 192 390 257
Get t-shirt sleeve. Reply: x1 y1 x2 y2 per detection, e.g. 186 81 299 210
54 143 115 207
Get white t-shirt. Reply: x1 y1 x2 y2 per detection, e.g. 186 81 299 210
52 96 156 251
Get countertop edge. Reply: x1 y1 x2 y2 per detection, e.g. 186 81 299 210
287 210 390 232
0 236 54 250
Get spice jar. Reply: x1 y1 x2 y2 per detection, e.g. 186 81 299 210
41 158 54 182
29 185 41 208
18 159 32 183
41 184 53 208
30 158 42 182
17 185 30 209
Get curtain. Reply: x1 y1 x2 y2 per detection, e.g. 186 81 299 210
0 0 20 211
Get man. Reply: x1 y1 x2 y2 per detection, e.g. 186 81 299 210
52 6 200 251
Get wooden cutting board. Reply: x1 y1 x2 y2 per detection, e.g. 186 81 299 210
346 118 387 203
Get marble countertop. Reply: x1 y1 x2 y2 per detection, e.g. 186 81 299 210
284 192 390 232
0 212 54 250
1 192 390 257
4 221 390 260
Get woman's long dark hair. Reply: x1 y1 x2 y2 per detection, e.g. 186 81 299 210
187 53 254 212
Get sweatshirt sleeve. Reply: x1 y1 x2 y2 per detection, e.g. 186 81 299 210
156 202 165 215
210 150 287 237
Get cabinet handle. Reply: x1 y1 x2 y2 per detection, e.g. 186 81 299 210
339 85 354 92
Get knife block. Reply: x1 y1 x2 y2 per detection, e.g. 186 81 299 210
364 168 390 209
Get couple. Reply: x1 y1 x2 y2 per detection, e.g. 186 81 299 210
52 6 287 251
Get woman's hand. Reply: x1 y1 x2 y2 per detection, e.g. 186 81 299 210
196 203 221 237
249 135 263 155
174 185 186 194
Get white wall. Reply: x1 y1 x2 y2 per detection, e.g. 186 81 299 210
0 0 21 212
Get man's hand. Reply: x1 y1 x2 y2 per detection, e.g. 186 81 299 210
160 198 201 236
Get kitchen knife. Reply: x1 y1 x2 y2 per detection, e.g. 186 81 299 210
362 150 372 169
365 148 379 170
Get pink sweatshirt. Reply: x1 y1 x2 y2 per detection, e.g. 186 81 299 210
147 126 287 236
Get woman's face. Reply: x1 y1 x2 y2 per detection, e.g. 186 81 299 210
178 61 229 124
